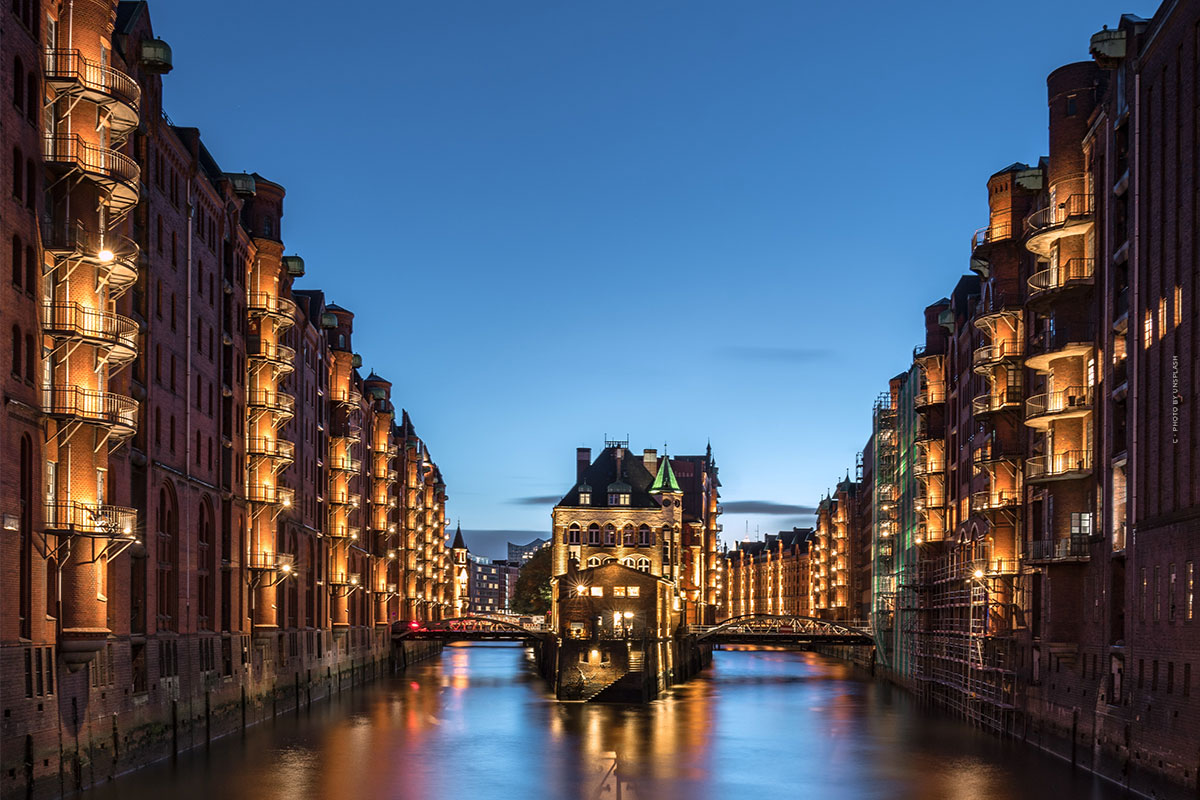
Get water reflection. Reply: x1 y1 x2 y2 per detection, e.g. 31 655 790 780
88 644 1128 800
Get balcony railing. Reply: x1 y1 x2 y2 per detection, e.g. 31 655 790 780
248 292 298 330
44 385 137 435
42 302 138 362
247 551 296 571
331 387 363 407
44 500 137 538
247 389 295 419
1026 450 1093 481
914 383 946 409
328 491 361 508
971 388 1022 417
1024 194 1095 237
248 340 296 373
1028 537 1090 562
972 340 1023 370
43 49 140 133
329 455 362 474
246 436 295 463
246 483 294 507
1025 385 1094 423
970 220 1013 254
42 134 140 210
970 489 1021 514
1028 258 1096 297
912 458 945 478
326 523 361 540
1026 323 1094 371
41 221 139 296
972 445 1019 468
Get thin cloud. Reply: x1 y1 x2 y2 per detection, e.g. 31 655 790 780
718 345 833 363
722 501 818 515
510 495 562 506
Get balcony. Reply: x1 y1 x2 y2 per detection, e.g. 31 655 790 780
249 387 295 420
1025 450 1093 483
329 455 362 474
246 483 294 507
42 302 138 366
248 340 296 375
1024 194 1095 258
331 386 364 407
248 292 298 331
328 490 361 508
246 436 295 464
44 385 137 437
914 383 946 411
43 49 140 138
42 134 140 213
326 522 361 540
971 388 1022 418
972 340 1023 372
1027 536 1090 564
913 494 944 513
1025 323 1094 372
969 219 1014 270
972 445 1020 469
912 458 945 478
372 441 399 457
1024 385 1094 429
1027 258 1095 303
44 500 137 539
970 489 1021 515
41 222 139 297
247 551 296 572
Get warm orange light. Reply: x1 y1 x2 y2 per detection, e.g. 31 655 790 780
97 248 114 263
973 569 985 579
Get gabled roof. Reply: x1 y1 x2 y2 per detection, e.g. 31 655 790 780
451 523 466 550
649 457 681 493
557 447 659 509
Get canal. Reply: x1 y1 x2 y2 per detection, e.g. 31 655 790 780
85 644 1130 800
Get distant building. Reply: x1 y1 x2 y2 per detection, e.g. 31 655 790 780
724 528 814 618
508 537 549 564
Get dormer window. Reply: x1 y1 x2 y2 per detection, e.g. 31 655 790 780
579 491 590 506
607 492 630 506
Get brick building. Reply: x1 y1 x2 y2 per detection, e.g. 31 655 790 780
854 2 1200 792
0 3 452 796
723 528 813 619
809 476 868 622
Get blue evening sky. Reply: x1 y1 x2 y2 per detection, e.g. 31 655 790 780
149 0 1144 558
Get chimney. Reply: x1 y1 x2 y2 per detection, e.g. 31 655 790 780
576 448 591 482
643 449 658 473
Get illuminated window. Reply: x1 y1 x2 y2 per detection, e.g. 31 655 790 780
1188 562 1194 620
636 558 650 573
578 491 590 506
1159 297 1167 336
613 586 626 597
1175 286 1183 327
628 586 640 598
589 587 603 597
1143 311 1153 349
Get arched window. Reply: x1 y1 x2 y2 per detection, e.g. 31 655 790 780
11 147 20 198
197 499 214 630
23 244 33 291
18 435 32 639
603 524 615 546
12 57 23 111
638 525 652 546
11 234 20 287
567 523 580 545
25 72 36 122
10 325 21 377
587 523 600 545
620 557 635 568
622 524 634 546
586 556 601 568
156 483 179 631
636 558 651 573
24 158 33 209
24 332 34 381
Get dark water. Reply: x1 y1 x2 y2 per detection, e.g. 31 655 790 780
87 645 1133 800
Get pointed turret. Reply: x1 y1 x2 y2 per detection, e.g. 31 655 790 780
451 522 466 551
650 457 682 494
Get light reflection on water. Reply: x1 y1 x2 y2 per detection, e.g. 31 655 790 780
86 644 1128 800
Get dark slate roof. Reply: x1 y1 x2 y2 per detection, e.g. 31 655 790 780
451 524 466 550
115 2 146 36
558 447 659 509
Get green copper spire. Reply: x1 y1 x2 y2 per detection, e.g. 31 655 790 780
650 457 681 493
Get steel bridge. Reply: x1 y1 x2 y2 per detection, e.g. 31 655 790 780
689 614 874 646
393 616 553 642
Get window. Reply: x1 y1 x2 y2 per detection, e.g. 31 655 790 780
613 586 626 597
636 558 650 573
578 491 590 506
627 586 640 598
1170 564 1178 622
620 557 635 568
586 556 601 568
10 325 20 377
1155 566 1162 621
13 56 24 110
603 525 615 546
587 524 600 545
1066 93 1077 116
11 234 20 287
638 525 652 546
1140 568 1147 620
622 525 634 546
1070 512 1091 538
567 523 580 544
1189 562 1195 621
12 147 21 198
589 587 603 597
